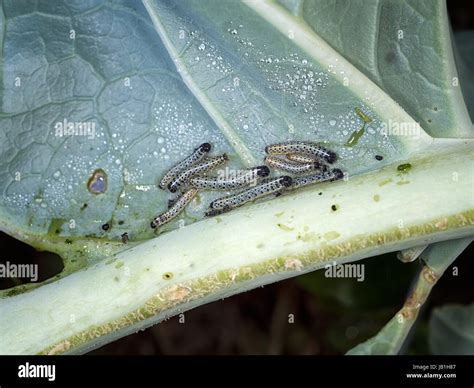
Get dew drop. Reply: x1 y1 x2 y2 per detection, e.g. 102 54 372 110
157 137 165 144
329 120 337 126
198 43 206 51
53 171 61 179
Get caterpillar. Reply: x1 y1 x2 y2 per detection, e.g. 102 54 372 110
265 141 337 164
286 153 326 166
150 188 198 228
264 155 325 174
189 166 270 190
209 176 292 210
291 168 344 189
205 207 231 217
168 154 228 193
158 143 211 189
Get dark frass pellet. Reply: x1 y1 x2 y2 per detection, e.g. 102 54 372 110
375 155 383 161
101 223 110 231
397 163 412 173
121 232 129 244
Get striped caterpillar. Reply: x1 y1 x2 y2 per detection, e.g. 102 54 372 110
265 141 337 164
168 154 228 193
209 176 292 211
159 143 211 189
151 188 198 228
291 168 344 189
286 153 326 166
264 155 325 174
189 166 270 190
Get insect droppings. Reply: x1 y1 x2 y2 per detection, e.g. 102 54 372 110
162 272 173 280
151 188 198 228
265 141 337 164
121 232 129 244
397 163 412 173
209 176 292 210
189 166 270 190
158 143 212 189
101 223 110 231
375 155 383 161
168 154 228 193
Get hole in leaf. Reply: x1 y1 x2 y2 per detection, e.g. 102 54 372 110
0 232 64 290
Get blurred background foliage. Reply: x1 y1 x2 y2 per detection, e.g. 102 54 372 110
1 1 473 355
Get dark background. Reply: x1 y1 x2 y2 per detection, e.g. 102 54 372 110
1 1 473 355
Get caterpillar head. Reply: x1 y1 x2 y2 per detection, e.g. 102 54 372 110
199 142 212 153
325 150 337 164
332 168 344 180
280 176 293 187
256 165 270 177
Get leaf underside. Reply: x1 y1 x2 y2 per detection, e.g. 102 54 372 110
0 0 473 354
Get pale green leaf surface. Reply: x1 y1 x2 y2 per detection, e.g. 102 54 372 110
291 0 472 137
0 0 433 263
0 0 236 263
454 31 474 122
